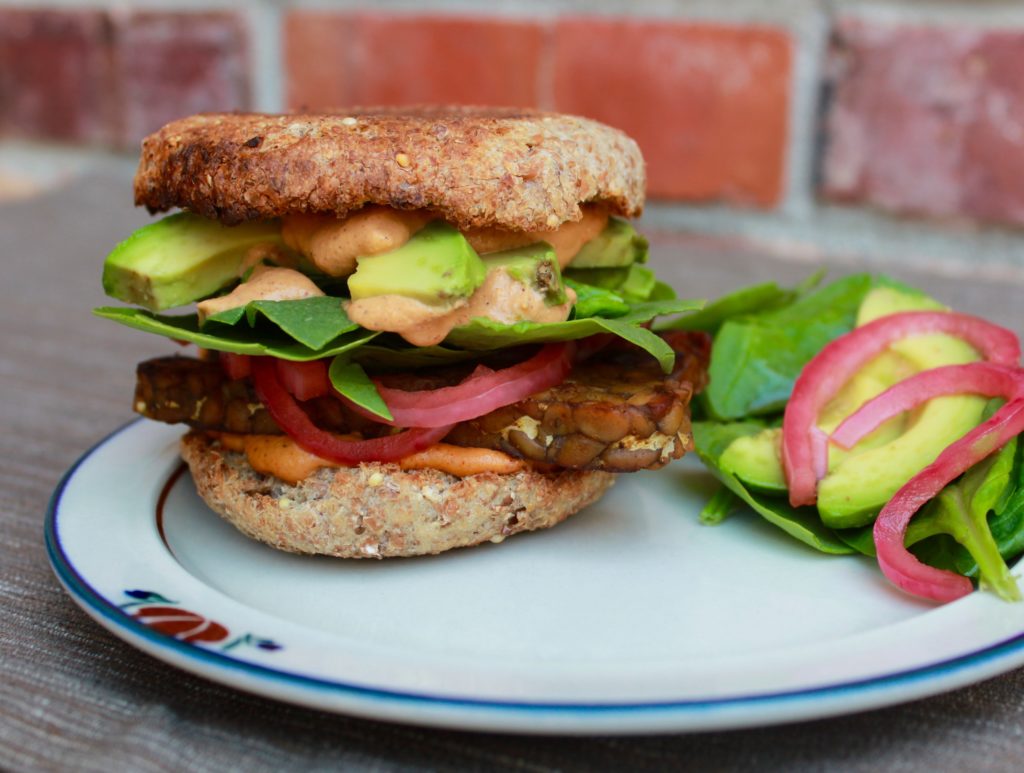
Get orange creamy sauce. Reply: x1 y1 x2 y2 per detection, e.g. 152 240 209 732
281 207 434 277
217 433 525 485
464 206 609 268
197 265 323 323
281 205 609 277
214 204 607 346
346 267 576 347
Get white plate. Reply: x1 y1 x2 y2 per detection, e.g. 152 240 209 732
47 420 1024 735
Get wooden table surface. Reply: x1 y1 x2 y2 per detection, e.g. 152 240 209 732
3 172 1024 771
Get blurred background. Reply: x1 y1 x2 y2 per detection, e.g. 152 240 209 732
2 0 1023 277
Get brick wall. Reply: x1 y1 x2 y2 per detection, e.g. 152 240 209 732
3 1 1024 275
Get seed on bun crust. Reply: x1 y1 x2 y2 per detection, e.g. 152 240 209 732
182 431 615 558
133 107 645 230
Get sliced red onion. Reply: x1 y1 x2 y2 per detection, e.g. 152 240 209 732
782 312 1020 507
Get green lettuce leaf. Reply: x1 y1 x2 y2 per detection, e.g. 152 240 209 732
563 278 630 318
907 438 1022 600
328 359 392 421
692 420 854 554
445 298 703 373
204 296 357 350
699 274 922 420
94 306 378 361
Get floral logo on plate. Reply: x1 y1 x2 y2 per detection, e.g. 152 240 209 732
119 590 282 653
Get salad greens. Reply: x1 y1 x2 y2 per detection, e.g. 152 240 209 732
93 305 379 361
688 274 1024 600
328 359 393 421
96 243 703 407
677 274 922 420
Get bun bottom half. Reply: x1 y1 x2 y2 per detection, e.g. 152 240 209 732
180 432 616 558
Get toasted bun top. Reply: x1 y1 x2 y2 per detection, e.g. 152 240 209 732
133 107 646 230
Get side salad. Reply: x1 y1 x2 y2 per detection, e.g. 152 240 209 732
667 273 1024 603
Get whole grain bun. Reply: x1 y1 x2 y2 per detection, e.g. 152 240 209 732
181 432 615 558
134 107 645 230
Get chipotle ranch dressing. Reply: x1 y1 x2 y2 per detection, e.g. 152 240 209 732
346 268 577 347
464 206 609 267
216 434 525 484
281 205 609 275
281 207 432 276
197 265 324 323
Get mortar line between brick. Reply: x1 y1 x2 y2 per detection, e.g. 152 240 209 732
779 6 829 218
250 2 284 113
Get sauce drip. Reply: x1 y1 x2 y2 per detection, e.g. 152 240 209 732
345 268 576 347
197 265 324 323
215 433 525 484
281 207 432 277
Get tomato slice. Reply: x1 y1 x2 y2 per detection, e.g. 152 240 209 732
275 358 331 401
250 357 453 464
220 352 252 380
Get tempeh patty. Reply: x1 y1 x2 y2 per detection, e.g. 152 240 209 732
134 332 709 473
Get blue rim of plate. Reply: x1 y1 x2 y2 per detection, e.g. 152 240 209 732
45 420 1024 721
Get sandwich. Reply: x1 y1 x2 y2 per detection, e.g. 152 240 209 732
96 107 710 558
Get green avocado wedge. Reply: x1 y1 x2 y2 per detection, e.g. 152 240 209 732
569 216 648 268
102 212 286 311
347 221 486 305
816 287 987 528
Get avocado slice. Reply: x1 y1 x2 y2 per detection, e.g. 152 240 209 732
102 212 286 311
720 428 788 495
483 242 568 305
817 288 987 528
347 220 486 305
569 216 648 268
718 286 988 523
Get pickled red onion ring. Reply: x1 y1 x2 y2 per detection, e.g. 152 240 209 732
782 312 1020 507
345 343 574 428
251 357 453 464
831 363 1024 450
874 387 1024 602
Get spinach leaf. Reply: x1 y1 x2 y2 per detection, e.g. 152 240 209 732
564 264 657 303
702 274 892 420
328 359 392 421
205 296 357 350
444 297 704 373
835 526 876 556
908 438 1023 599
700 485 741 525
563 279 630 318
350 340 483 370
94 306 378 361
692 420 854 554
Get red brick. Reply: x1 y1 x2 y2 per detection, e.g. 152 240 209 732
553 19 792 206
284 12 354 110
822 19 1024 227
284 12 545 110
0 9 115 143
113 11 250 147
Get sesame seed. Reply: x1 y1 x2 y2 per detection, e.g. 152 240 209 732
367 471 384 487
341 116 357 126
545 213 560 228
395 153 411 168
